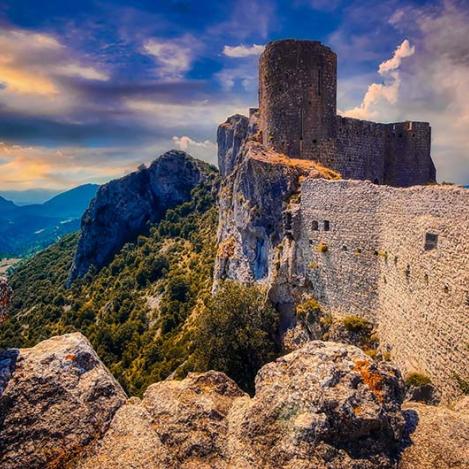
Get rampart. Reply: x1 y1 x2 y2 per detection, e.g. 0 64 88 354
258 40 436 187
299 179 469 398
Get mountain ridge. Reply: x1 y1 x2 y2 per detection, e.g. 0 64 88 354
0 184 99 257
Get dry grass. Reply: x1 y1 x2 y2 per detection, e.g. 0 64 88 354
246 142 341 179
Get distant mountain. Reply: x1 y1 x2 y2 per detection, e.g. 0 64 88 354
0 184 99 257
42 184 99 218
0 196 16 212
0 189 61 206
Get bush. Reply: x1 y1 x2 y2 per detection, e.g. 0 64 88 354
453 373 469 395
405 372 432 387
315 242 328 253
342 315 372 333
192 281 280 394
296 297 321 323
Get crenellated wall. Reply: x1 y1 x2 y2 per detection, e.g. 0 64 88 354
299 179 469 399
257 39 435 187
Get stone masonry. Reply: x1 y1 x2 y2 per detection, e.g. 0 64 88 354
258 40 436 187
299 179 469 399
215 38 467 401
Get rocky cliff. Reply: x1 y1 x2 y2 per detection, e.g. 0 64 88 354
214 116 339 329
1 333 466 468
68 150 211 284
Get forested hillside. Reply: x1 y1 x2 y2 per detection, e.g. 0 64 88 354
1 176 220 395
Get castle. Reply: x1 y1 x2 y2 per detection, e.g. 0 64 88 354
215 39 469 400
256 39 436 187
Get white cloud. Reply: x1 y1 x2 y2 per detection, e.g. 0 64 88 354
125 98 247 131
341 39 415 120
172 136 217 164
378 39 415 74
0 28 109 97
143 36 197 80
223 44 265 58
338 1 469 183
54 64 109 81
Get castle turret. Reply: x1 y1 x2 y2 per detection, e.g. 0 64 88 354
259 39 337 159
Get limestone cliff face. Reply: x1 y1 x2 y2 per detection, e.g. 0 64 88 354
217 114 249 177
68 150 209 284
214 119 339 327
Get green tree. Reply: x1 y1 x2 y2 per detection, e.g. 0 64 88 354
192 281 280 394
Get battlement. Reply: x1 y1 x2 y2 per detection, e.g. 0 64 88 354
257 39 436 187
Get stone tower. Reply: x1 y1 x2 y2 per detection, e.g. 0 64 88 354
259 39 337 159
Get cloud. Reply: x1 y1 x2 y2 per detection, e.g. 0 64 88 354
378 39 415 74
0 28 108 99
0 142 130 190
338 1 469 184
341 39 415 120
172 136 217 164
143 36 198 79
125 98 248 134
223 44 265 58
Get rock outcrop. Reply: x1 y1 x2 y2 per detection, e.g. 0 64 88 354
79 371 246 469
399 400 469 468
0 277 12 323
214 132 339 329
0 333 126 469
217 114 249 177
68 150 211 284
8 336 405 468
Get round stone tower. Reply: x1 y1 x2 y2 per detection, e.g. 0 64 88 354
259 39 337 159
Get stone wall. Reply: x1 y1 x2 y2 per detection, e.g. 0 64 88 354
257 39 435 187
299 179 469 399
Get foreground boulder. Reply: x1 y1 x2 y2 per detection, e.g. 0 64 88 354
79 341 405 469
399 399 469 469
229 341 405 468
10 335 465 468
79 371 245 468
0 333 126 469
68 150 213 284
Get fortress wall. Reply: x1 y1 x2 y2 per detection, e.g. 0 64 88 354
384 121 435 186
333 117 387 182
300 179 469 399
377 184 468 398
299 179 382 320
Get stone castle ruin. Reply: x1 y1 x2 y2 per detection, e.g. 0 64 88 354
258 39 436 186
216 39 468 400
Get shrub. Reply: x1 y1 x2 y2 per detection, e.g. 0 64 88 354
405 372 432 387
192 281 280 394
342 315 372 333
315 242 328 253
453 373 469 395
296 297 321 323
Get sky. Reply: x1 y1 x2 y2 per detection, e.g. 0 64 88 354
0 0 468 191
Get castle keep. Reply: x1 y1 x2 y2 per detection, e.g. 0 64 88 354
216 39 468 400
257 40 436 186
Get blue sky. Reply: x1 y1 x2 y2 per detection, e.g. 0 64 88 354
0 0 468 190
